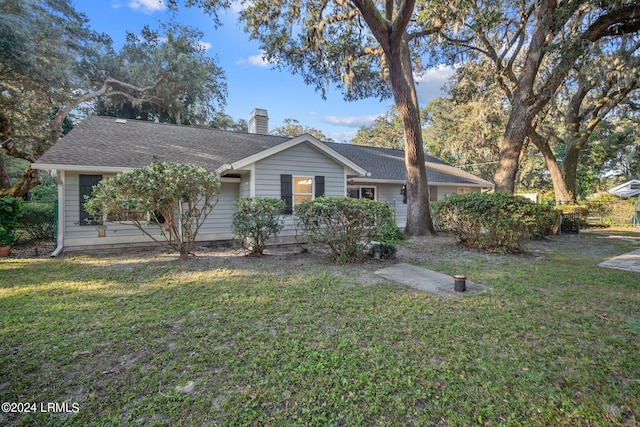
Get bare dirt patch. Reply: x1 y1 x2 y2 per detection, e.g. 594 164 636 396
8 228 637 282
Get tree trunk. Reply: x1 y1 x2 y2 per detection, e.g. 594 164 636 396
179 245 189 261
494 107 532 193
351 0 434 236
528 129 573 203
387 39 435 235
562 142 581 199
0 153 12 189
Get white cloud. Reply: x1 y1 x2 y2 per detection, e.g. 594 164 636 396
413 65 456 104
196 41 212 51
229 0 244 13
236 51 274 68
323 114 382 128
128 0 167 14
329 130 358 143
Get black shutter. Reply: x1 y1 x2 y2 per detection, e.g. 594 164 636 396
281 174 293 214
315 176 325 198
79 174 103 225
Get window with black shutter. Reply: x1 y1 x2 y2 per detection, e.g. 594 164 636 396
79 174 103 225
280 174 293 214
281 175 326 214
315 176 325 198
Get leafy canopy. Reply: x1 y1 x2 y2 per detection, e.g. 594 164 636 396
1 0 228 197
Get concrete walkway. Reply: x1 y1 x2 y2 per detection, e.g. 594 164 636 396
375 263 491 297
598 249 640 273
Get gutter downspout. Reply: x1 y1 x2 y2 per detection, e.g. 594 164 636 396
50 169 64 257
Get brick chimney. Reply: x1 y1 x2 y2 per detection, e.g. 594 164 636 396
248 108 269 134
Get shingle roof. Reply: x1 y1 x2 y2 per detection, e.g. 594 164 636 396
34 115 289 171
326 142 493 187
34 115 493 187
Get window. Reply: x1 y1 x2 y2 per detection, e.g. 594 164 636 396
347 185 376 200
79 174 147 225
79 174 103 225
457 187 472 194
294 176 313 205
281 175 324 214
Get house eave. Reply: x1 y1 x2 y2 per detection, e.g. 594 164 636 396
32 163 132 173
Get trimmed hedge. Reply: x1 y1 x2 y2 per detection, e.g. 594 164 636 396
433 193 560 253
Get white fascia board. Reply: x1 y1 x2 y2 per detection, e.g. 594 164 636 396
609 179 640 193
249 163 256 196
32 163 132 174
229 134 368 177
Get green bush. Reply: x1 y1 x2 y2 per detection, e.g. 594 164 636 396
0 197 24 246
518 200 560 239
369 241 397 259
295 197 402 263
232 197 285 256
582 194 637 227
433 193 560 253
17 202 55 241
555 204 588 217
85 162 221 260
29 180 57 200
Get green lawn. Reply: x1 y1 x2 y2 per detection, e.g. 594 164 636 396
1 232 639 426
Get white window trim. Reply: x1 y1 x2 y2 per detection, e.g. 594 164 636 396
293 175 314 207
347 184 377 200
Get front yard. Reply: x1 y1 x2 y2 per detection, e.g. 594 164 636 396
1 230 639 426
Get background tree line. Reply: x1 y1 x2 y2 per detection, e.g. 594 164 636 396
1 0 638 236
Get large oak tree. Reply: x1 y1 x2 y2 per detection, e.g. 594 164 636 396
242 0 446 235
441 0 640 195
0 0 227 197
179 0 454 235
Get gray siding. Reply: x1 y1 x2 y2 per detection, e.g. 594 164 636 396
197 181 238 238
254 142 345 197
65 173 147 241
254 142 346 236
63 172 238 250
377 183 407 228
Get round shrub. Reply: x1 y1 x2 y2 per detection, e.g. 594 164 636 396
232 197 285 256
433 193 560 253
296 197 401 263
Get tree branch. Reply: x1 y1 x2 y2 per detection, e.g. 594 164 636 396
310 7 361 47
51 76 166 137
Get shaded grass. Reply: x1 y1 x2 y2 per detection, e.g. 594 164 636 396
1 233 639 426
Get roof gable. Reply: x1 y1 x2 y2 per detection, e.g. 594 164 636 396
609 179 640 197
219 134 367 177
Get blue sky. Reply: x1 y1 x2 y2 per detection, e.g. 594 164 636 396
73 0 453 142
